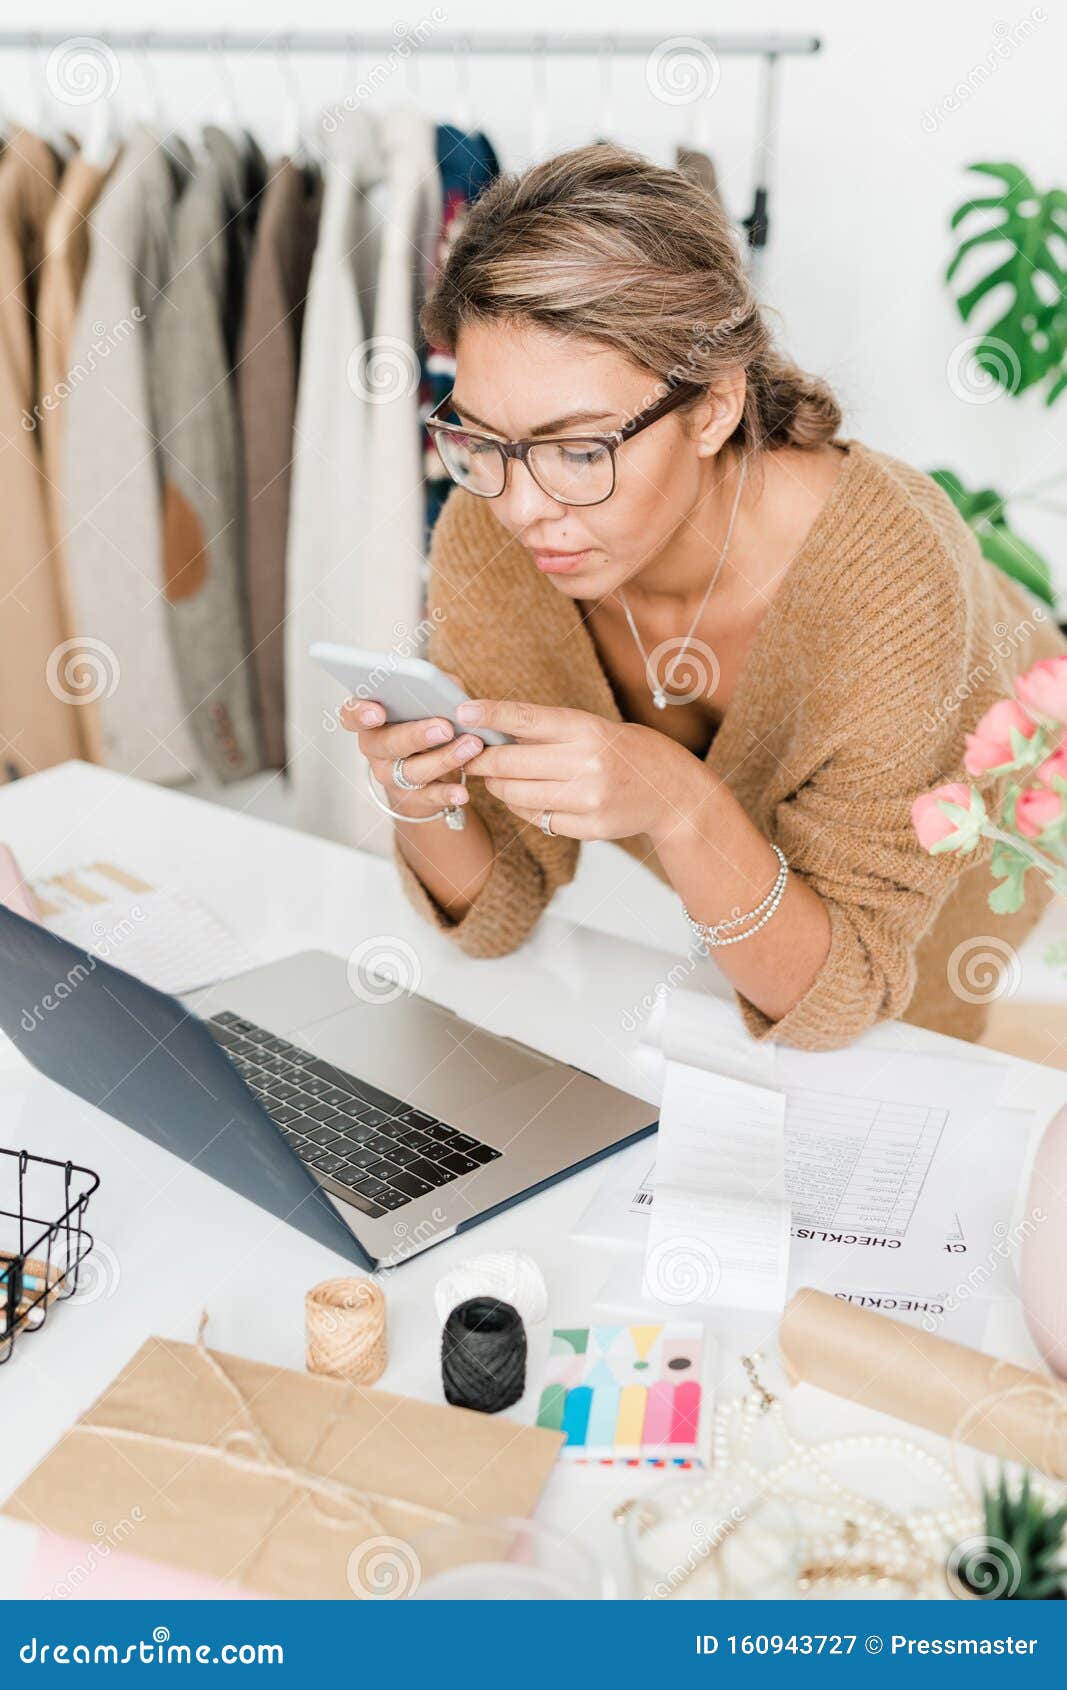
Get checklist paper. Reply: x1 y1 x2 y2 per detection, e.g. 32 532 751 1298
618 988 1018 1323
642 1060 790 1313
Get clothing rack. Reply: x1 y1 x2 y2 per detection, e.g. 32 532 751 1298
0 29 821 259
0 32 821 56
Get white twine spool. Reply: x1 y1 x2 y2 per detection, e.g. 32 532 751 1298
434 1250 548 1328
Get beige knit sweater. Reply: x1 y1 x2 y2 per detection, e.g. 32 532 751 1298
394 436 1067 1050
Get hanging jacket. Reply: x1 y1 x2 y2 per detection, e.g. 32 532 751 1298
676 145 724 213
0 129 87 783
64 126 200 783
37 147 114 766
152 127 267 783
236 155 323 771
285 105 441 851
419 125 500 549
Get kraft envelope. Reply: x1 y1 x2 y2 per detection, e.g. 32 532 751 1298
2 1332 564 1600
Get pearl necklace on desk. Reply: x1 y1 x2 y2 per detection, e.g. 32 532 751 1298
619 1354 982 1599
707 1358 980 1595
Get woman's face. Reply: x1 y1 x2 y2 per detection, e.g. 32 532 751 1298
447 319 736 600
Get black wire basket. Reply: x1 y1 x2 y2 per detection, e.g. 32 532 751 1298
0 1147 100 1364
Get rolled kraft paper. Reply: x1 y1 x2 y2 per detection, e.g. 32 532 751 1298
779 1287 1067 1480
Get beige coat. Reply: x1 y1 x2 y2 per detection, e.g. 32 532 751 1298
0 130 84 782
36 150 112 764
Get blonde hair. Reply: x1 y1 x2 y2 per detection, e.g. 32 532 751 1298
420 143 842 469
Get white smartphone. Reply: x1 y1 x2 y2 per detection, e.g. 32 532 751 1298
309 642 515 745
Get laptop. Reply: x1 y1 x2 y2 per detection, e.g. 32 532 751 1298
0 904 658 1271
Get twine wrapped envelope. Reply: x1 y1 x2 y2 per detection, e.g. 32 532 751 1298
2 1322 564 1599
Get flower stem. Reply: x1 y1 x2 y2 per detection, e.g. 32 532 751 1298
983 825 1063 877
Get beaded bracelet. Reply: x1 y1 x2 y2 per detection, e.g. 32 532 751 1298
684 843 788 950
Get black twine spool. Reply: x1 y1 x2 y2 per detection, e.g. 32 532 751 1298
441 1296 526 1414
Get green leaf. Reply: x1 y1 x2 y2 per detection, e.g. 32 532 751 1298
946 162 1067 406
989 869 1028 914
930 469 1055 606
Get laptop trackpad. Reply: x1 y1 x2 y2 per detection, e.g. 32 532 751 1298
300 992 552 1128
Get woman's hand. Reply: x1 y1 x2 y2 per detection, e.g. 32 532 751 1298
457 698 712 843
339 697 484 820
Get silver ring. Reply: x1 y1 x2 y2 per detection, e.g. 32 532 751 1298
539 810 556 837
391 755 422 791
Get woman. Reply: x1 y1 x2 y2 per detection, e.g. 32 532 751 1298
344 144 1064 1050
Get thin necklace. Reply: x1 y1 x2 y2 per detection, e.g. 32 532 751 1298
616 453 748 710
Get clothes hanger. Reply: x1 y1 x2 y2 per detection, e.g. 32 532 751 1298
529 36 549 162
134 33 169 134
402 37 423 107
30 34 74 160
596 38 616 142
80 80 119 169
277 36 309 165
452 35 474 135
205 38 242 153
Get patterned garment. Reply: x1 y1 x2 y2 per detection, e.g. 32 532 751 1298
418 126 501 554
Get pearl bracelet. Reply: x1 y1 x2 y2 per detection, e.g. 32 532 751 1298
684 843 788 950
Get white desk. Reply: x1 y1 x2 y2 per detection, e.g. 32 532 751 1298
0 760 1064 1599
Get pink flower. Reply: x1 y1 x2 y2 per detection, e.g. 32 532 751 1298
1015 655 1067 723
963 698 1038 776
1015 786 1066 839
911 783 979 850
1036 744 1067 788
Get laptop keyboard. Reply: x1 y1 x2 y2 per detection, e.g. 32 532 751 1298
206 1011 502 1220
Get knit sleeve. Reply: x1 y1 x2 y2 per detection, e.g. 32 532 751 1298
732 521 996 1052
733 747 971 1049
391 491 580 957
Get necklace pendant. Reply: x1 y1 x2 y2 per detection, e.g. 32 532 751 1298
652 688 668 710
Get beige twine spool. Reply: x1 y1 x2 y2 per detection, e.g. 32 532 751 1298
305 1276 387 1386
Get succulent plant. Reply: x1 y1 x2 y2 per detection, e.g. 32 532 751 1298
952 1471 1067 1600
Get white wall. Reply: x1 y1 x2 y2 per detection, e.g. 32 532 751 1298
15 0 1067 597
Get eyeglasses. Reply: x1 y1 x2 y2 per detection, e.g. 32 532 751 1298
425 378 707 508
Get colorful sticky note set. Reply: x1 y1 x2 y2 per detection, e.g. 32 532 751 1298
536 1323 710 1467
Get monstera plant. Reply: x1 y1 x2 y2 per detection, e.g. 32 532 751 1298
932 162 1067 611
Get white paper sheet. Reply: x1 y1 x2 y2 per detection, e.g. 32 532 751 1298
30 862 256 994
642 1059 790 1313
585 991 1025 1333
